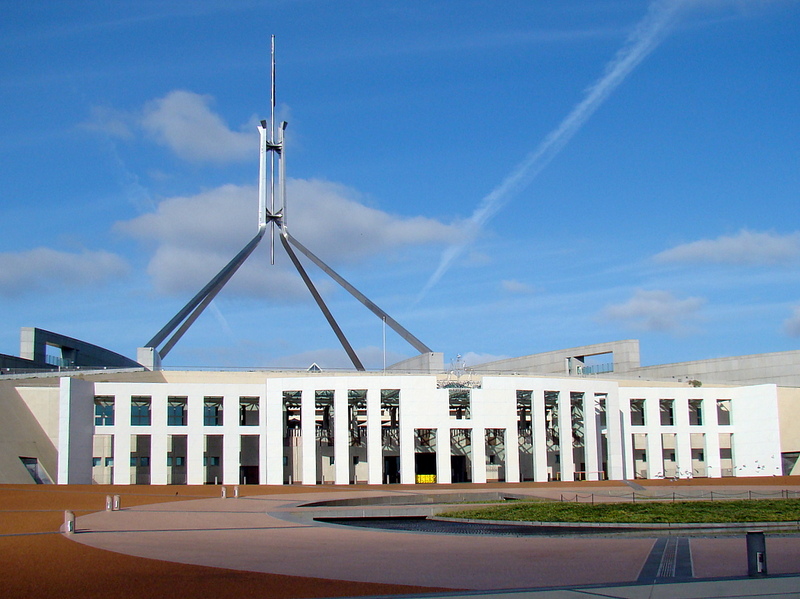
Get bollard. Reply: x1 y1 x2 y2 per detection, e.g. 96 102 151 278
105 495 113 511
746 530 768 577
233 485 239 498
221 486 227 499
112 495 121 511
63 510 75 534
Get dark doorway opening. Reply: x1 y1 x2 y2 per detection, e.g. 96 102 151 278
451 455 470 483
384 456 400 483
240 465 259 484
415 453 436 476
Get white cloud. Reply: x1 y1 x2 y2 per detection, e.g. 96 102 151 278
501 279 535 294
115 179 461 298
655 230 800 266
82 105 135 139
0 247 128 297
141 90 255 163
783 306 800 338
602 289 705 333
289 179 463 258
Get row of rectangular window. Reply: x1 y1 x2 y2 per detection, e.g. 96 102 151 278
95 396 260 427
97 389 617 428
94 457 215 467
629 398 732 426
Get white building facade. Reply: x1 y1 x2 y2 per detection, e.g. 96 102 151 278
53 372 783 486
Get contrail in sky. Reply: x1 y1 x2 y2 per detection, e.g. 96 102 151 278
416 0 685 303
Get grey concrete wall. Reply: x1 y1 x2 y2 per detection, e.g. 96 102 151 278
622 350 800 387
20 327 141 369
470 340 641 375
387 352 444 374
57 377 95 484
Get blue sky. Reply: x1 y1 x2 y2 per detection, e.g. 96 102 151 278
1 0 799 370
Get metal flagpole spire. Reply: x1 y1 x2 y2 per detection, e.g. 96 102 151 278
141 36 434 371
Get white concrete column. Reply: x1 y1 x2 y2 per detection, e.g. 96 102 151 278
604 389 625 480
584 394 599 481
333 389 349 484
504 426 520 483
150 426 168 484
557 390 574 482
532 389 548 482
646 428 662 479
366 388 382 484
265 386 283 485
705 398 723 478
112 428 131 485
111 392 132 485
674 396 692 478
436 427 451 484
148 392 166 485
222 394 239 485
222 435 239 484
472 428 487 484
57 377 95 484
185 393 204 484
399 403 415 485
301 390 316 485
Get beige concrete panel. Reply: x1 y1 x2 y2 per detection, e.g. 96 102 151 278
778 387 800 453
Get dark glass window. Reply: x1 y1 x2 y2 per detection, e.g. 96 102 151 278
168 397 188 426
131 397 151 426
204 398 223 426
94 396 115 426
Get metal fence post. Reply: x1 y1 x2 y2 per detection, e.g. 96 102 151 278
747 530 768 577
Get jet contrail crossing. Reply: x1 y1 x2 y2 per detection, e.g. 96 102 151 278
416 0 685 303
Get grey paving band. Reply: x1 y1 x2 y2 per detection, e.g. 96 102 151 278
638 537 692 583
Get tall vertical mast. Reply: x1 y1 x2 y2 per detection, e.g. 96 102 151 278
269 35 276 263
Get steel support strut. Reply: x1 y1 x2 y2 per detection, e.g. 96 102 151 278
144 229 265 359
280 233 365 371
285 232 433 354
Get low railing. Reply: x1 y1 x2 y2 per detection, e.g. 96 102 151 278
560 489 800 503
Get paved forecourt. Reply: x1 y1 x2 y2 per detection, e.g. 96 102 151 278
69 482 800 593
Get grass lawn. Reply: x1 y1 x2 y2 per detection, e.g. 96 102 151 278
444 498 800 524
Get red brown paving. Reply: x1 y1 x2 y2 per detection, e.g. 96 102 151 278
3 479 800 598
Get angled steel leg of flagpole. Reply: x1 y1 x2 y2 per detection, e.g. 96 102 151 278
280 232 365 371
285 232 433 354
158 247 250 359
144 229 266 360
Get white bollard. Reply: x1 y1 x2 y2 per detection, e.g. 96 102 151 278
105 495 113 511
221 486 227 499
112 495 121 511
233 485 240 498
63 510 75 534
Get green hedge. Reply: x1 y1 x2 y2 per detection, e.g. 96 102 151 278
444 498 800 524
